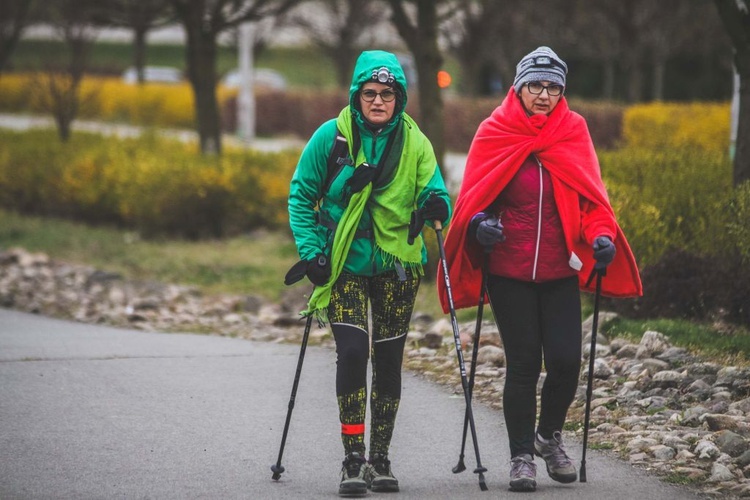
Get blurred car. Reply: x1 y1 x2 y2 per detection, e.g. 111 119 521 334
122 66 182 84
220 68 287 90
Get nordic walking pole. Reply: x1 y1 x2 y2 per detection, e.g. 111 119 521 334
271 256 326 481
434 220 488 491
580 265 604 483
453 249 491 474
271 310 313 480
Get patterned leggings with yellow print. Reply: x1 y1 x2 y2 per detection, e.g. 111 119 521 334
327 269 420 458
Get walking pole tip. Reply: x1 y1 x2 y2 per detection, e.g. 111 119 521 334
271 464 285 481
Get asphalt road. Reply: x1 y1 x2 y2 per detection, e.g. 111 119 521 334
0 308 703 499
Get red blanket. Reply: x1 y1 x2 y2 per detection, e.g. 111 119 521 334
438 89 642 312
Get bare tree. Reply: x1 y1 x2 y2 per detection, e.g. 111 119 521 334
287 0 388 89
95 0 174 84
714 0 750 186
170 0 300 155
441 0 543 96
35 0 102 141
386 0 447 172
0 0 35 73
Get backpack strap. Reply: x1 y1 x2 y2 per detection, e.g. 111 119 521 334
322 123 361 197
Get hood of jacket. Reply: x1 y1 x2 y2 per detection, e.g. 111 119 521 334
348 50 408 131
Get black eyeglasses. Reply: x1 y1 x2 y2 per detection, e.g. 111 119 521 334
526 81 564 96
360 89 397 102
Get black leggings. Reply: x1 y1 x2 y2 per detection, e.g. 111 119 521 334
486 275 582 458
327 269 420 456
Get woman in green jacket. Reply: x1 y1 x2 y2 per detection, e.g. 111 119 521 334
288 50 451 496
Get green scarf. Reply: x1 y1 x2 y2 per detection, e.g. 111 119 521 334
304 107 437 317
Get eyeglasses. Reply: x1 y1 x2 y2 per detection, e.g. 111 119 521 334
526 82 564 96
360 89 397 102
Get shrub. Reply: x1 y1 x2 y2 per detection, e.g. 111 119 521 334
0 73 236 130
623 101 730 153
599 147 732 266
605 247 750 328
0 130 297 239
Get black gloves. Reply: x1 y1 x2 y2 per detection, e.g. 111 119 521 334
471 212 505 249
284 253 330 286
305 253 331 286
592 236 615 270
345 162 377 194
419 196 449 222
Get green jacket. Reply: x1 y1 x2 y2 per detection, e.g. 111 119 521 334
288 50 451 277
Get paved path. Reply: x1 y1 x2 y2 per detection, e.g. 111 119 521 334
0 308 704 499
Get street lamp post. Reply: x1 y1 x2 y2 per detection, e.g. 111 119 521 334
238 22 255 143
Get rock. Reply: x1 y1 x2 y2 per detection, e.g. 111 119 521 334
656 346 693 364
582 311 618 337
673 466 707 480
635 330 671 359
736 450 750 468
422 331 445 349
614 344 639 359
708 462 736 482
640 358 670 374
731 397 750 415
715 430 749 457
476 345 504 367
650 370 687 388
626 436 659 452
592 358 614 379
695 440 721 459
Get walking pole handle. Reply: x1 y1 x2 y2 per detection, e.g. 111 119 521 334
435 220 443 231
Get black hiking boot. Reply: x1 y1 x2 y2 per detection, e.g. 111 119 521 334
365 452 399 492
339 452 368 497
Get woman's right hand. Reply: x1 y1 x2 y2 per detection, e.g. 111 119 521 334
473 213 505 248
306 253 331 286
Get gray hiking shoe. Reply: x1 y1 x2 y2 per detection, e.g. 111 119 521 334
534 431 577 483
339 452 368 497
509 454 537 492
365 452 399 492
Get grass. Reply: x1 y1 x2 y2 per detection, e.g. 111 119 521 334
8 40 342 89
602 315 750 363
0 209 298 300
0 209 453 317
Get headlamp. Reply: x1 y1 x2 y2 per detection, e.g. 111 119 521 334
371 67 395 85
521 55 566 71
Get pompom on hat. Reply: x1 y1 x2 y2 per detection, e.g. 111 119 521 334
512 46 568 92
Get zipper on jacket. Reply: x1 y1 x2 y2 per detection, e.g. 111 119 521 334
532 156 544 281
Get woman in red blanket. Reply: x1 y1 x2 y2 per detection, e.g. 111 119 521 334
439 46 642 492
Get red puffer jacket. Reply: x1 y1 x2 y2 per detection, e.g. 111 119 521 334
487 155 577 282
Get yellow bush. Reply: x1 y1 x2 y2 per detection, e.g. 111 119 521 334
623 102 730 152
0 73 237 130
0 130 297 238
0 74 34 111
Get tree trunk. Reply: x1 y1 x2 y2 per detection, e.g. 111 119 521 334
388 0 445 175
626 60 644 103
602 59 615 99
736 54 750 186
133 27 148 84
714 0 750 185
185 27 221 155
652 57 666 101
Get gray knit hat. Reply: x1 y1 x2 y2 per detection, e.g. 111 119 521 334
513 46 568 92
